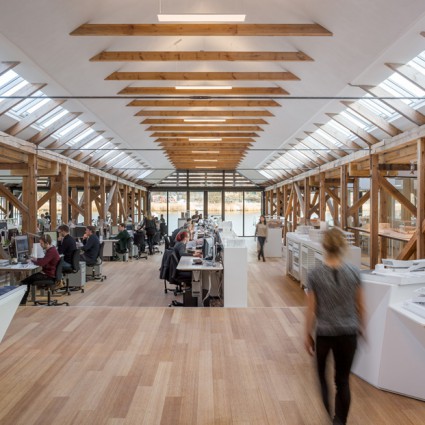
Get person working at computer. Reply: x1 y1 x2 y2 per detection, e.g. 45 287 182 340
57 224 77 269
111 223 131 255
19 234 60 305
80 226 100 264
173 231 202 261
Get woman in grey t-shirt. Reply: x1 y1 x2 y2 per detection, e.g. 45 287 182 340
305 228 365 425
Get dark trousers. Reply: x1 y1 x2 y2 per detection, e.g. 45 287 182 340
257 236 266 260
316 334 357 425
20 272 54 304
147 233 155 255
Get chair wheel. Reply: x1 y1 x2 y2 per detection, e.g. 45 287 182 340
100 278 104 282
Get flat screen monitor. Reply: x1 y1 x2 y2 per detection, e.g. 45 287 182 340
0 221 7 230
44 231 58 246
74 226 86 239
15 235 29 259
110 225 119 236
202 237 214 260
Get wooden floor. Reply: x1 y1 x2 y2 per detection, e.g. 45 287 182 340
0 241 424 425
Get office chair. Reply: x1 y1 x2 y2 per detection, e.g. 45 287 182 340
151 230 162 255
86 242 107 282
159 248 174 293
168 252 192 306
115 237 131 262
164 235 171 250
133 231 148 260
34 259 69 306
62 248 82 294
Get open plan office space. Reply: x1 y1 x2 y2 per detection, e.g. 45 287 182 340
1 1 425 424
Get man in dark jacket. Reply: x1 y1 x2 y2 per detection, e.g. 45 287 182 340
80 226 100 264
112 223 131 253
57 224 77 269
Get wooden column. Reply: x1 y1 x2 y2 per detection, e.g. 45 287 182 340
380 188 390 261
370 154 380 268
417 138 425 258
264 191 269 215
71 187 78 221
276 187 281 217
137 189 142 222
304 178 310 224
353 178 360 246
50 189 57 228
111 184 118 225
99 177 106 221
60 164 69 224
319 172 326 221
292 184 298 232
340 165 348 230
84 171 91 225
22 154 38 234
131 187 136 222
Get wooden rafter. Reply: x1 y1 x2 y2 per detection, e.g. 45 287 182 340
108 72 299 81
347 191 370 217
146 125 263 132
129 100 280 107
71 23 333 37
316 122 365 150
45 122 95 149
92 50 313 62
305 132 346 158
0 183 29 215
122 87 286 96
135 110 274 117
0 61 19 76
377 174 416 216
0 83 46 116
142 118 268 125
151 132 259 138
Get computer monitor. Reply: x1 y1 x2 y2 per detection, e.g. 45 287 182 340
0 221 7 230
44 231 58 246
202 237 214 260
110 225 119 236
14 235 29 260
74 226 86 239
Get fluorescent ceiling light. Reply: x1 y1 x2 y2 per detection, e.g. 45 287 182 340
184 119 226 123
158 14 246 22
189 138 222 141
175 85 232 90
194 159 218 162
192 151 220 154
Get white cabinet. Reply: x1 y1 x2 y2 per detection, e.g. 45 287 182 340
0 286 25 343
263 227 283 258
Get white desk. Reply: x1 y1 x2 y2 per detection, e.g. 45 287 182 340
352 270 425 400
177 256 223 307
0 286 26 343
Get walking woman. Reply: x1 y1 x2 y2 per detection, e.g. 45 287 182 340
304 227 365 425
255 215 268 262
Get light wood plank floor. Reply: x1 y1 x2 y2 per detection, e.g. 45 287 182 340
0 240 424 425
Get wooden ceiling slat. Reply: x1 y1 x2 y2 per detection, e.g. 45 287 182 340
142 118 268 124
44 121 95 149
70 23 333 37
120 86 287 95
146 125 263 132
108 71 299 81
129 100 280 107
136 110 274 117
0 61 20 77
152 132 259 138
91 50 313 62
0 83 46 116
5 100 66 136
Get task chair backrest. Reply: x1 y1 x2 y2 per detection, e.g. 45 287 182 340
164 235 171 250
55 258 64 283
70 248 80 272
97 242 105 263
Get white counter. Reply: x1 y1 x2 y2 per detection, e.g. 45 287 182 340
0 286 25 343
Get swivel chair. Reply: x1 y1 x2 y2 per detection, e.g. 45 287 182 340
168 252 192 307
34 259 69 307
115 237 131 262
62 249 83 294
133 230 148 260
86 242 107 282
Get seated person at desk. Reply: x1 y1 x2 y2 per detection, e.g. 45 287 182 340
174 231 202 261
57 224 77 269
111 223 131 254
19 234 60 305
80 226 100 264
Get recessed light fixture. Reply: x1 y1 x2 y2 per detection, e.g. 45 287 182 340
175 85 232 90
158 14 246 22
194 159 218 162
189 138 222 141
192 150 220 154
184 119 226 123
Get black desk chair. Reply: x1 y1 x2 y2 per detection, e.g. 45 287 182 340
168 252 192 306
34 259 69 307
164 235 171 250
86 242 107 282
133 231 148 260
62 248 82 294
